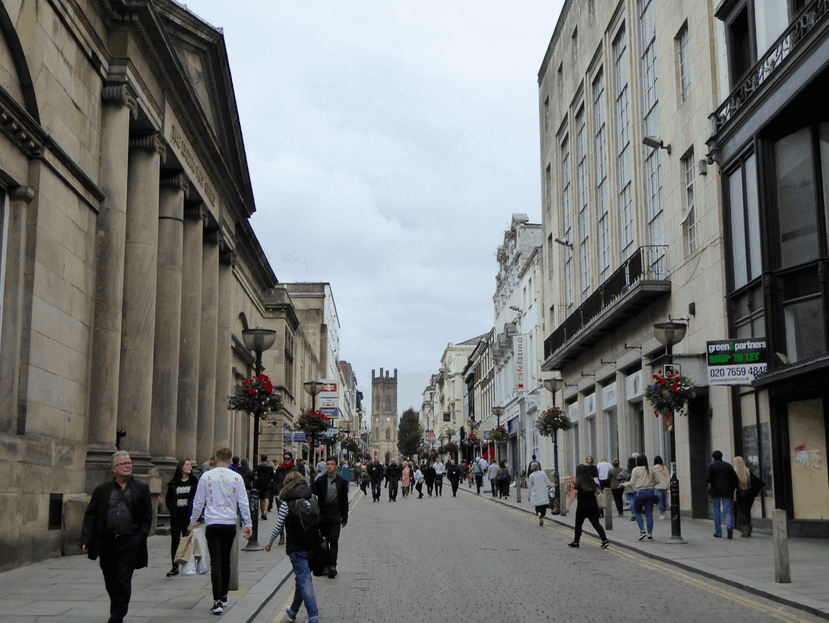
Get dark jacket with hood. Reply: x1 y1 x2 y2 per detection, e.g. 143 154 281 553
280 478 321 554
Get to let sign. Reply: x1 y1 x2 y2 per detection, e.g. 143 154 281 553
706 338 767 385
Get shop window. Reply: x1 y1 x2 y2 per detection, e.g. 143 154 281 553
776 126 820 267
727 5 755 88
726 153 761 290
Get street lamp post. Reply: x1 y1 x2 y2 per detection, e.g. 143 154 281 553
303 380 323 465
491 406 504 464
241 326 276 551
653 320 688 545
543 377 565 515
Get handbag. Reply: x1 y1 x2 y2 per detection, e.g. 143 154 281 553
174 533 193 566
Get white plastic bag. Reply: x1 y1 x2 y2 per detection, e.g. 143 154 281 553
183 525 210 575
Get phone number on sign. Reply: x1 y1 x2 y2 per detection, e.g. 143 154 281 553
708 364 767 379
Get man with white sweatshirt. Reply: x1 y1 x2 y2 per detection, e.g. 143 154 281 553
190 447 253 615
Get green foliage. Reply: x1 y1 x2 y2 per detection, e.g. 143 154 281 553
397 407 423 457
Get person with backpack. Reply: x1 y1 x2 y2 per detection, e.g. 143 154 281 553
265 472 320 623
471 456 486 494
311 456 349 579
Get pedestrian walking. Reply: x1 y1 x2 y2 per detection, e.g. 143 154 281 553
273 452 298 544
733 456 765 537
608 458 625 517
706 450 739 539
164 458 199 577
256 455 274 520
472 456 487 493
433 458 445 496
311 456 349 578
367 457 384 502
652 456 670 519
596 457 612 490
568 464 609 549
81 451 153 623
386 459 401 501
414 466 425 498
620 456 637 520
626 455 658 541
527 463 553 525
401 462 411 498
265 472 321 623
496 461 511 499
487 459 499 497
446 459 462 496
424 461 436 496
189 447 253 615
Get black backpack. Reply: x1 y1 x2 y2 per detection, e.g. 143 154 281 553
287 495 321 531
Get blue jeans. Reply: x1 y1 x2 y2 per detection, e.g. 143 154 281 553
655 489 668 515
633 488 655 534
288 551 319 623
712 497 733 535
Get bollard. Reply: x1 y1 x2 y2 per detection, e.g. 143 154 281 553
773 509 791 583
604 489 613 531
516 477 522 503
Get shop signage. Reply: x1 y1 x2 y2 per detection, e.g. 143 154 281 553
706 338 767 385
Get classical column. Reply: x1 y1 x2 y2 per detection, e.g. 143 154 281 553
117 133 165 463
176 204 204 461
0 186 34 434
87 85 136 463
213 249 234 451
197 230 219 462
150 173 188 471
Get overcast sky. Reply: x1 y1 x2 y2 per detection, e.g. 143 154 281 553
189 1 565 418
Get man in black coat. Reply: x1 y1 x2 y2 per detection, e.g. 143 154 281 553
706 450 739 539
385 459 402 501
256 455 274 519
311 456 349 578
447 460 462 497
367 457 384 502
81 451 153 623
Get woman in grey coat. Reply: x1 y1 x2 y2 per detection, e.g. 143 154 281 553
527 464 553 525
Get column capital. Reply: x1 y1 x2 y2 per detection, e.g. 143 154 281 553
161 172 190 195
129 133 166 163
219 249 236 268
203 228 220 246
184 202 207 222
8 185 35 204
101 83 138 119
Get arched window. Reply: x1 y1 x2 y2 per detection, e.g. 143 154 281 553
385 428 391 440
385 397 392 413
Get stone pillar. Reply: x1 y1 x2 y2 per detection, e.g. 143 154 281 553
87 85 136 467
0 186 34 434
150 173 188 472
197 230 219 463
213 249 234 451
176 204 204 461
117 133 165 463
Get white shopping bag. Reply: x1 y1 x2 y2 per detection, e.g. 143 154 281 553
183 525 211 575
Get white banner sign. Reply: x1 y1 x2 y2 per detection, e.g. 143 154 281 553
514 334 527 392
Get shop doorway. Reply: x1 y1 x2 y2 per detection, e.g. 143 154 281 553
688 394 712 519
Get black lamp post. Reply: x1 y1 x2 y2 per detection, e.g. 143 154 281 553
491 406 504 464
303 380 323 464
241 326 276 551
543 377 565 514
653 320 688 545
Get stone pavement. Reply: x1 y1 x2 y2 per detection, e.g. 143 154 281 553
461 481 829 620
0 485 360 623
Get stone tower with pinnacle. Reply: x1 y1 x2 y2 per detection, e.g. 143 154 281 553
371 368 398 464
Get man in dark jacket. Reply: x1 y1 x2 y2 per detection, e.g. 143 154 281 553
256 455 274 520
706 450 739 539
447 460 463 496
311 456 349 578
81 451 152 623
385 459 402 502
367 457 384 502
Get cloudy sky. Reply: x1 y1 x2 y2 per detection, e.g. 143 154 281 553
189 1 565 416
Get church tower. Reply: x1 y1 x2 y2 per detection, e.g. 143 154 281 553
371 368 398 464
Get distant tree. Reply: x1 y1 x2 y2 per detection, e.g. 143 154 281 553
397 408 423 458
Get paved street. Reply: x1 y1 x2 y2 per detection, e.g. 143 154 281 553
255 487 825 623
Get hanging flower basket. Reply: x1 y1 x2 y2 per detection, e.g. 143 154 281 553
295 409 331 436
536 407 573 438
645 369 696 431
466 433 480 446
443 442 458 453
228 374 282 415
489 424 509 444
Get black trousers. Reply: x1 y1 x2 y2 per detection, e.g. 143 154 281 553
474 474 483 493
450 478 460 496
611 487 625 514
434 476 443 495
371 479 382 500
388 478 399 500
99 534 141 623
574 502 607 543
169 519 189 565
206 524 237 601
320 521 341 567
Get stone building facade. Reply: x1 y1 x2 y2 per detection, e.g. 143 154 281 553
371 368 398 463
0 0 338 571
538 0 729 516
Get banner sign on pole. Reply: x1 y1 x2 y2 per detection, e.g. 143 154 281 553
706 338 767 385
514 334 526 391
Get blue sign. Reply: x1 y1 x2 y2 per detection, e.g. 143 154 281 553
507 416 519 435
293 432 306 442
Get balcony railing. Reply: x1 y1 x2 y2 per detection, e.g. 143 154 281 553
544 245 668 361
711 0 829 133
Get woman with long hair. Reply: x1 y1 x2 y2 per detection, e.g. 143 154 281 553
733 456 764 537
652 456 670 519
627 454 658 540
164 459 199 577
265 472 320 623
568 464 609 549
